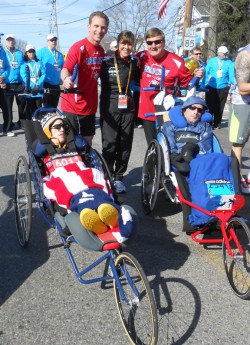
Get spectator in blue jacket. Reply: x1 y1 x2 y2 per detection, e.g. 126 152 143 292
4 33 24 133
36 33 64 108
0 34 11 136
204 46 234 129
20 44 46 120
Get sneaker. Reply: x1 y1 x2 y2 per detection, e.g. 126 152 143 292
79 208 108 234
245 172 250 185
137 124 143 129
98 203 118 229
7 131 16 137
114 180 127 194
241 177 250 194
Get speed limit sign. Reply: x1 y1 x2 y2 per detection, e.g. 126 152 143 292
184 36 196 50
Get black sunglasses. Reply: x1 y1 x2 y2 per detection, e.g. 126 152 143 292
50 38 57 42
27 49 35 53
51 123 69 131
188 105 204 114
146 39 163 46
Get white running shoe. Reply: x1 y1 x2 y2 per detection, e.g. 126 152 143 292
241 177 250 194
7 131 16 137
114 180 127 193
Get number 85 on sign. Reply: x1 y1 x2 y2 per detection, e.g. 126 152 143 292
184 36 196 50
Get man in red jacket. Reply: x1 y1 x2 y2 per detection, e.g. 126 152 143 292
137 28 204 144
61 11 109 145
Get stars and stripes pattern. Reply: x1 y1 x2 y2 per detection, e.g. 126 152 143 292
158 0 170 19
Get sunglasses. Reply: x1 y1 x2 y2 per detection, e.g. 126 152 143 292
194 53 202 56
50 38 57 42
27 50 35 53
146 39 163 46
51 123 69 131
188 105 204 114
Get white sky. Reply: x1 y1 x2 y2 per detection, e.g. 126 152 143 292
0 0 101 52
0 0 183 53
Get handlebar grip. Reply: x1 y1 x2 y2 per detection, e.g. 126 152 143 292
145 113 155 118
70 64 78 82
143 87 158 91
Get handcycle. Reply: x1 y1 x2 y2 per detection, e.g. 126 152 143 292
141 82 250 300
13 87 158 344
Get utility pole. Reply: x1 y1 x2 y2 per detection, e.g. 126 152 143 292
50 0 60 51
181 0 194 56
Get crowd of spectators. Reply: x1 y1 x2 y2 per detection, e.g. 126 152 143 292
0 11 249 194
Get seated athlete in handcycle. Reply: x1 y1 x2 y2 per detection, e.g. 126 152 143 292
32 112 135 242
162 96 240 227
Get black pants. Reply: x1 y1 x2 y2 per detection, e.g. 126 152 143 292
133 91 143 127
205 86 229 127
100 111 135 181
4 83 25 124
0 88 11 132
143 119 157 145
43 82 60 108
23 97 42 120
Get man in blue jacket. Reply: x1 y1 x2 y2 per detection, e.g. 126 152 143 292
204 46 234 129
4 33 24 134
0 33 11 136
36 33 64 108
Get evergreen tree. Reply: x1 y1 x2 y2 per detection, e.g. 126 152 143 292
217 0 250 58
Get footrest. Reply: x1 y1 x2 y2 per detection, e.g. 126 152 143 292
97 227 122 250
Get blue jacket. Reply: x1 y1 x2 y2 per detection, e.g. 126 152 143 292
204 56 234 89
0 47 10 80
20 60 46 90
4 47 24 83
162 106 213 155
36 47 64 85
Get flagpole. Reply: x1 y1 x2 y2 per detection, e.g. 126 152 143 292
181 0 194 56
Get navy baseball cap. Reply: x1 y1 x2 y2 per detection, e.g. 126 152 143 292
182 96 208 110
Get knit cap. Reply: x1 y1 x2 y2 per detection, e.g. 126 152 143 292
40 112 66 139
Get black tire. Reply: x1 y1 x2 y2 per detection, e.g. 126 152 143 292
113 252 158 345
14 156 32 247
141 140 161 214
223 217 250 299
90 149 114 191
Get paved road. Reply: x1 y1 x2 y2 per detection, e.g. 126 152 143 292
0 105 249 345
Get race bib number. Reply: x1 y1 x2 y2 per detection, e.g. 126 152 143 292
118 94 128 109
52 154 82 169
205 179 235 210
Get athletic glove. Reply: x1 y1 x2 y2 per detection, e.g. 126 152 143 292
181 143 199 163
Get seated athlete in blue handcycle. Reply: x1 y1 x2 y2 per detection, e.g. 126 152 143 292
162 96 240 227
31 111 135 243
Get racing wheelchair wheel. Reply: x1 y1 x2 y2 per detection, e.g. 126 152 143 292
14 156 32 247
90 149 114 191
113 252 158 345
141 140 161 214
223 217 250 299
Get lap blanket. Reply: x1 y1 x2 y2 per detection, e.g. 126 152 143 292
187 153 235 226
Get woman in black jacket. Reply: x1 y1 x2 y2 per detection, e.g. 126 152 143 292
99 30 140 194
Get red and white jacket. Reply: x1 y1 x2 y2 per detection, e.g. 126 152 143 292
43 153 112 210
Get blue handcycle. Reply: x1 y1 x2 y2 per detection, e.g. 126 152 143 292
13 92 158 344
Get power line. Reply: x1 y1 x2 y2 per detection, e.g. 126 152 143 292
58 0 126 25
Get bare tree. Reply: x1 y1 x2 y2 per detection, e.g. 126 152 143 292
98 0 177 52
14 39 27 53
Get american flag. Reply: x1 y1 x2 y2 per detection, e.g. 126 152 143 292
158 0 170 19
